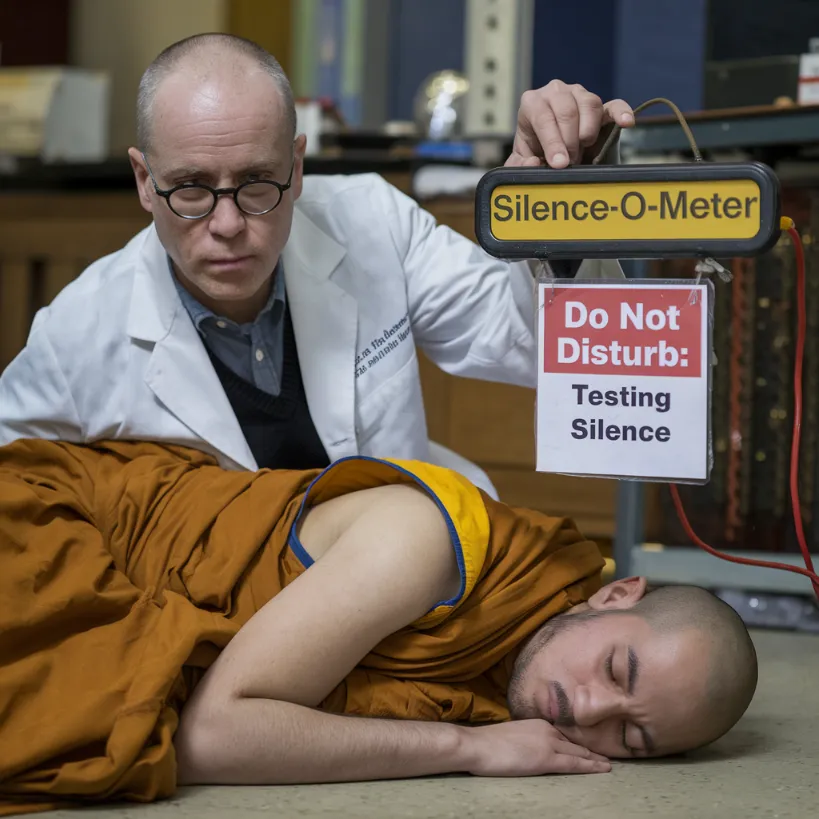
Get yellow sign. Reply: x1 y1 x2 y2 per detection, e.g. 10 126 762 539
490 179 763 242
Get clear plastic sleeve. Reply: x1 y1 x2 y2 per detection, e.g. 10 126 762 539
533 272 715 485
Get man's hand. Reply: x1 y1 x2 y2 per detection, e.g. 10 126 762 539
463 720 611 776
506 80 635 169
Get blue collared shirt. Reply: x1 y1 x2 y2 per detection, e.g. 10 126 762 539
172 258 287 396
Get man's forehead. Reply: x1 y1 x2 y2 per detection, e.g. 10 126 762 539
153 98 282 139
156 54 278 100
159 72 279 108
150 68 286 143
148 91 291 175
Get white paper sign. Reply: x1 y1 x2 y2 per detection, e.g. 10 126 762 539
799 53 819 106
536 280 711 483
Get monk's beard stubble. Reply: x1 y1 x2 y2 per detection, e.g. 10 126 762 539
506 608 606 724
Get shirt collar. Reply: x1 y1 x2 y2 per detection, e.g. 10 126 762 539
170 256 285 329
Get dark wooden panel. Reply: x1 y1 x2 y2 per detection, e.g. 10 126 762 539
448 377 536 467
0 193 148 219
486 467 618 539
0 260 30 369
228 0 293 75
417 350 452 447
0 0 70 65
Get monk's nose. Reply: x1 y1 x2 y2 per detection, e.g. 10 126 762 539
572 685 622 726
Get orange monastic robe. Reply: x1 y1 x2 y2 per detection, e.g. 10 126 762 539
0 439 604 815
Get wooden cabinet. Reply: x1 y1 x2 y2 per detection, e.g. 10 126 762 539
0 193 151 372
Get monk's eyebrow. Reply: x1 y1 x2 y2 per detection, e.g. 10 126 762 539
627 646 639 695
627 648 656 756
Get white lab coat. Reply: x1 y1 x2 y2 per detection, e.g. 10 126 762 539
0 173 622 496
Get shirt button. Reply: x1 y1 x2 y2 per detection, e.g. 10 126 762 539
216 320 227 329
255 349 264 362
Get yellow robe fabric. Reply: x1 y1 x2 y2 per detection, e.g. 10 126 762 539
0 439 604 815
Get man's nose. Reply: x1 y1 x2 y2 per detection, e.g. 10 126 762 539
572 685 623 726
208 195 245 238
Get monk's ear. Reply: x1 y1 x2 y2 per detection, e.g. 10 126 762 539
587 576 647 611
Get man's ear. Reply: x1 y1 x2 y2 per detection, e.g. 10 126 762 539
128 147 154 214
291 133 307 201
586 576 648 611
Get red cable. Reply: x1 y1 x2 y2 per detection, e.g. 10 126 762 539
669 225 819 603
786 225 815 579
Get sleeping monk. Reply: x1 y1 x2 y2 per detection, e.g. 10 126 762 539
0 438 757 815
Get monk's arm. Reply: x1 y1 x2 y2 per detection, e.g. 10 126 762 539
175 485 609 782
175 485 472 782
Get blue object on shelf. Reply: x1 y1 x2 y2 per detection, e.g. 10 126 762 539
414 141 473 161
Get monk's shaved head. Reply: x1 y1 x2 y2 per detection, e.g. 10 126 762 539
508 580 759 759
136 33 296 153
628 585 758 748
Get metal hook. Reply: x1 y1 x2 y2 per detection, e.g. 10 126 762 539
536 260 557 305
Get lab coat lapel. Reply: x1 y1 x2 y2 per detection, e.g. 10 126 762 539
126 226 256 470
283 207 358 460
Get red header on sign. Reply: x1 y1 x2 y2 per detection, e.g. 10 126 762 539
543 285 703 378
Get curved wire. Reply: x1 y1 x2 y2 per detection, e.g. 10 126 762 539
592 97 703 164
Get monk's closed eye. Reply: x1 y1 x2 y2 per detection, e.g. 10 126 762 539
606 650 616 682
606 652 640 755
622 722 635 755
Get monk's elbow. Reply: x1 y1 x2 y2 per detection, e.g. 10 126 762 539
174 700 232 785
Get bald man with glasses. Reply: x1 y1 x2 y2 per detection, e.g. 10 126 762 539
0 33 633 489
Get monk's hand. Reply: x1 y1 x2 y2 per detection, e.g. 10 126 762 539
463 720 611 776
505 80 634 169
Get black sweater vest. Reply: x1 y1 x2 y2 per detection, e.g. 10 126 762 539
206 304 330 471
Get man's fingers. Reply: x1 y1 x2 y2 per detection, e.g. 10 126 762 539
504 152 543 168
508 83 635 168
574 87 605 148
513 86 575 167
550 94 584 165
602 98 636 128
554 740 609 763
504 152 524 168
554 753 612 774
526 107 572 168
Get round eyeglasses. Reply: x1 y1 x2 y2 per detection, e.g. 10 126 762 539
141 153 294 220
